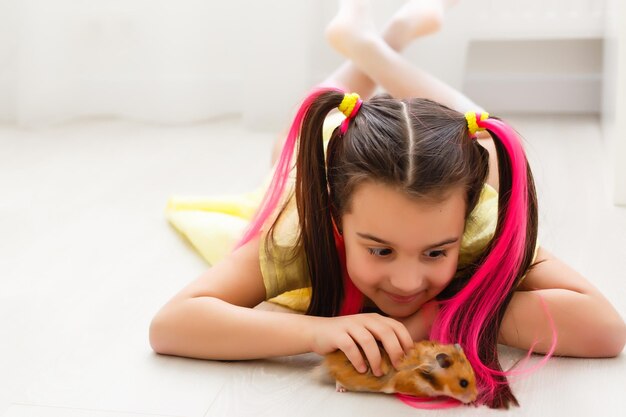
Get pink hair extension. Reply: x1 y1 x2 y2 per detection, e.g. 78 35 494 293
396 394 462 409
428 117 558 406
233 87 344 250
501 293 558 378
333 222 364 316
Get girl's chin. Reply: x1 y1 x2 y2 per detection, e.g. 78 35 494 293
377 299 422 318
374 290 424 313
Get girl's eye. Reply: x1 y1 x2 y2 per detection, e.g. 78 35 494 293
426 250 447 259
367 248 447 258
367 248 392 257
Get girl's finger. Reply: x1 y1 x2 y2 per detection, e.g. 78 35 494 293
348 327 383 376
337 335 368 374
366 322 406 370
389 318 416 355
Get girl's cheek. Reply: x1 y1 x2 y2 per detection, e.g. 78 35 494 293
432 258 459 289
347 253 383 286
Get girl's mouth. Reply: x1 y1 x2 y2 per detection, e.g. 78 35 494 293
383 290 421 304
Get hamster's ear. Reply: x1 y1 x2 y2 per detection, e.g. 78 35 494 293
454 343 464 352
436 353 452 369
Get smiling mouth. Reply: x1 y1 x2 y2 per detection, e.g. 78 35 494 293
384 291 422 303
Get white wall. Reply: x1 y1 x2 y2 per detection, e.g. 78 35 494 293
240 1 315 131
0 0 611 130
0 0 256 127
253 0 609 129
463 39 603 114
602 0 626 206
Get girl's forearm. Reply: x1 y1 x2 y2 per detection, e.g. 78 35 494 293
499 289 626 358
149 297 316 360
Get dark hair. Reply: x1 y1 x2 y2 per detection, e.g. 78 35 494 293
236 88 547 408
299 92 491 316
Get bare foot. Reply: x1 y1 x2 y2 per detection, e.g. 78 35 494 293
382 0 459 49
325 0 379 58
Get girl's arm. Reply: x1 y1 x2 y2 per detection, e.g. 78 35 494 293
149 236 317 359
149 235 414 373
498 246 626 357
398 246 626 357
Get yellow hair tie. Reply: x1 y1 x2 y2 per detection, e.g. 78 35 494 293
465 111 489 136
339 93 360 118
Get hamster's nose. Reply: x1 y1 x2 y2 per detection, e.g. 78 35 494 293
464 390 478 403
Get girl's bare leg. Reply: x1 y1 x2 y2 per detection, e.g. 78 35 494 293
272 0 455 163
318 0 455 99
325 0 483 114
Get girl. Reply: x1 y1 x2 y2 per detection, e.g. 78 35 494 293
150 0 626 409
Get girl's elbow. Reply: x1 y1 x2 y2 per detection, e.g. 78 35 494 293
149 315 166 354
149 309 175 355
586 318 626 358
605 319 626 357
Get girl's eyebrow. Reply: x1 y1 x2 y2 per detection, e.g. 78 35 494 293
356 232 459 249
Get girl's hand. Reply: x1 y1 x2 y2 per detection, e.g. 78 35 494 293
308 313 414 377
396 300 440 342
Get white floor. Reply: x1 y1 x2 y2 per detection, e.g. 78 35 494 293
0 114 624 417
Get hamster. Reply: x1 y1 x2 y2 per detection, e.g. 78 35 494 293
321 340 478 404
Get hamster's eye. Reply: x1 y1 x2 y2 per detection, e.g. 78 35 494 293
460 379 469 388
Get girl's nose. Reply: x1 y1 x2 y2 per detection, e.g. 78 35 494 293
389 259 424 294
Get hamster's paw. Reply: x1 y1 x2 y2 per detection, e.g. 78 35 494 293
336 381 348 392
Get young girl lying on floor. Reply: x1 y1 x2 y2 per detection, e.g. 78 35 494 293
150 0 626 408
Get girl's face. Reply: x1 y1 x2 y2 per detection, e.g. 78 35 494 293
341 181 467 318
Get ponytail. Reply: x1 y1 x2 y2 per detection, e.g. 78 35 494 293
296 89 348 316
429 116 557 408
234 87 349 317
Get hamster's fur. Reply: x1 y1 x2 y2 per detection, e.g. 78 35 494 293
320 340 478 404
